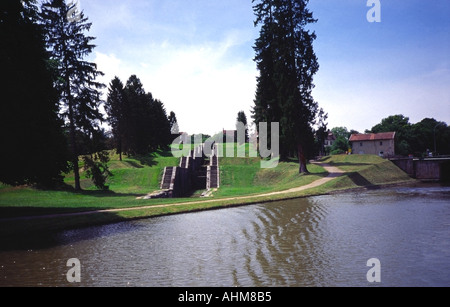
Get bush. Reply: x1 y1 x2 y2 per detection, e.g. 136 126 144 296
330 149 346 155
83 151 113 190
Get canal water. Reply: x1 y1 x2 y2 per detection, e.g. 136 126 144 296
1 185 449 287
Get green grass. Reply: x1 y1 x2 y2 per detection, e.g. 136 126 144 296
0 150 416 237
216 157 327 197
64 150 179 194
320 154 415 190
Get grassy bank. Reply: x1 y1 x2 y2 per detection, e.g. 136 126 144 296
0 151 415 237
319 154 415 191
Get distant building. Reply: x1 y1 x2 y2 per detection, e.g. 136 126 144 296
349 132 396 157
324 131 336 148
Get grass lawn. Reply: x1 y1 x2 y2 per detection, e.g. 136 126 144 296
216 157 327 197
319 154 415 190
0 149 415 236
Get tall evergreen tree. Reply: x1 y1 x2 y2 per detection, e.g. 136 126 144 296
105 77 126 161
119 75 173 155
40 0 105 190
124 75 152 155
150 99 172 151
252 0 319 173
0 0 69 187
236 111 249 143
168 111 179 134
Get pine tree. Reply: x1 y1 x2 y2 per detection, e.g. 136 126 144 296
123 75 152 155
150 99 172 151
40 0 105 190
236 111 249 143
252 0 319 173
120 75 172 155
168 111 179 134
105 77 126 161
0 0 69 187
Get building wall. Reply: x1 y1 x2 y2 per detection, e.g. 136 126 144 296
352 139 395 157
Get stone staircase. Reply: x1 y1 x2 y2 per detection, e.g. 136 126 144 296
207 144 220 190
150 144 219 199
161 167 176 190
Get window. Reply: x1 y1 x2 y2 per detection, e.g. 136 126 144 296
380 141 383 146
360 143 363 147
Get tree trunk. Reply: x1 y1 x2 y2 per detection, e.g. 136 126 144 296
69 116 81 191
298 143 309 174
118 137 123 162
68 93 81 191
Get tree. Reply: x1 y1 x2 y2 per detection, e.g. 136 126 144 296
40 0 105 191
314 108 328 156
368 115 412 156
118 75 173 155
168 111 179 134
82 150 112 190
236 111 249 143
0 0 69 187
410 119 449 156
150 99 172 151
330 127 350 154
331 127 350 140
105 77 126 161
252 0 320 173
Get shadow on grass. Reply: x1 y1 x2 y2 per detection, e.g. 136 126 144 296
329 162 373 168
348 172 380 190
128 154 157 167
77 189 143 197
123 160 145 169
156 148 174 157
314 171 331 178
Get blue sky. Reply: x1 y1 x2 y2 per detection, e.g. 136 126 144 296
79 0 450 135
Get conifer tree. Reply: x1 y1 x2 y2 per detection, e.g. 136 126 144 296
0 0 69 187
40 0 105 190
105 77 126 161
252 0 319 173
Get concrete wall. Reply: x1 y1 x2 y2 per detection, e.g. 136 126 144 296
414 160 440 180
391 158 450 181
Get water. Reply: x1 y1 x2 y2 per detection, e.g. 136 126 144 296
1 186 449 287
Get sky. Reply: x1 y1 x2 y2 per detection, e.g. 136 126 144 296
77 0 450 136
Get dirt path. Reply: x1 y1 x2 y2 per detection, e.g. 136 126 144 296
1 163 344 221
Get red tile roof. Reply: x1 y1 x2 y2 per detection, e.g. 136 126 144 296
349 132 396 142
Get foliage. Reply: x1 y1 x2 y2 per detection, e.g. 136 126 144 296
168 111 179 135
82 151 112 190
106 75 173 157
105 77 126 161
40 0 105 190
236 111 249 144
252 0 320 173
329 127 350 153
368 115 450 156
331 137 349 154
0 0 69 187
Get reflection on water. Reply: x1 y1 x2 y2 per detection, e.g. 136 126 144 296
1 186 449 287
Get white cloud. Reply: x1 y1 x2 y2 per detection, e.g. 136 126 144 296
94 34 257 136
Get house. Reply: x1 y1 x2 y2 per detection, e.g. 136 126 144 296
324 131 336 148
349 132 396 157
